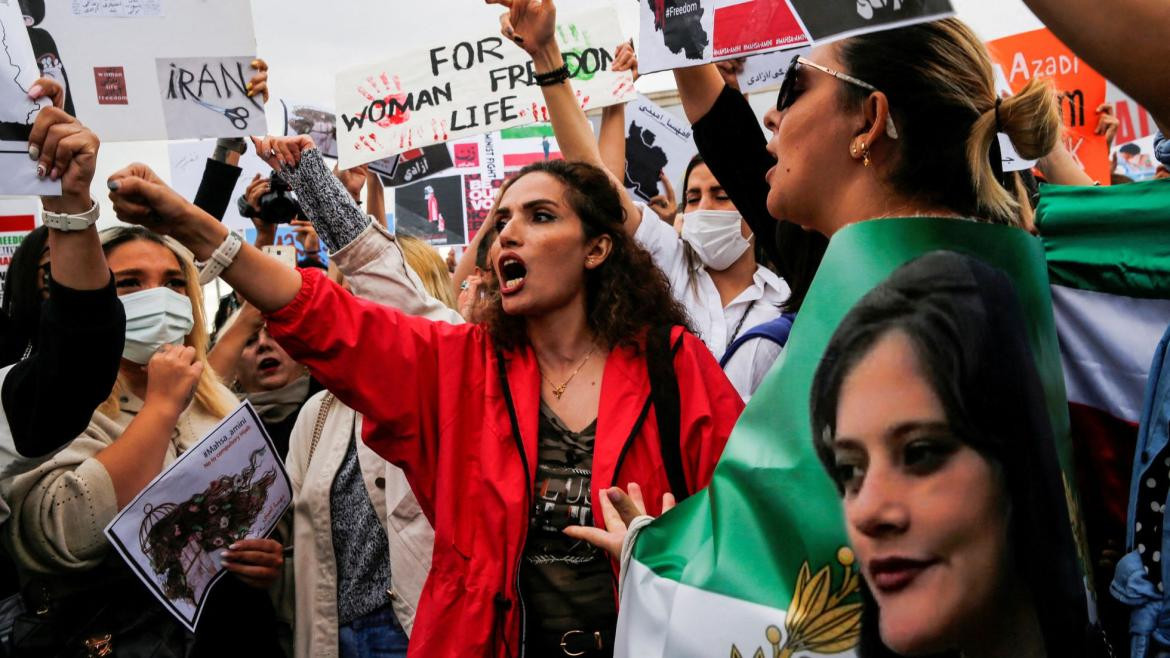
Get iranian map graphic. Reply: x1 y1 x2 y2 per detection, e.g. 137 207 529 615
647 0 708 59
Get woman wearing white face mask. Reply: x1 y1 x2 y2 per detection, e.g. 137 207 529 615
0 225 288 656
594 51 789 402
609 149 789 401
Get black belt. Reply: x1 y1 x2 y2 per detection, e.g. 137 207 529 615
532 628 616 657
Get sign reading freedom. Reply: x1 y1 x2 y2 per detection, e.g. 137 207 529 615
335 5 635 168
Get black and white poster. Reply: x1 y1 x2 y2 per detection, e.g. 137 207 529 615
623 95 695 203
787 0 953 41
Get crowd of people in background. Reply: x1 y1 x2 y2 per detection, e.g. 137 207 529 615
1 0 1169 656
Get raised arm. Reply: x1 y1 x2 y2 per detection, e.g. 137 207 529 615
2 100 124 459
490 0 643 235
1021 0 1170 127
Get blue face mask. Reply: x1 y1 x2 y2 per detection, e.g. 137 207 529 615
119 287 194 364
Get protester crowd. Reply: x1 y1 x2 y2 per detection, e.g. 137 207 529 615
1 0 1169 656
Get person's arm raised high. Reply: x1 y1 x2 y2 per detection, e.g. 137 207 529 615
488 0 644 235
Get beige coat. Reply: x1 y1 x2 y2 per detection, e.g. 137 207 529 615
284 221 451 658
0 387 233 574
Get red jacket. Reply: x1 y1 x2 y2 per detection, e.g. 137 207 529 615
268 268 744 657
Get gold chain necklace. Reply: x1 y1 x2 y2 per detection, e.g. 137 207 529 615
539 344 598 400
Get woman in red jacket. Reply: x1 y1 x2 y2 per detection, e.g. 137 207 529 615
105 136 743 656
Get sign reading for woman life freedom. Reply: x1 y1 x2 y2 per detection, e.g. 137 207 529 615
334 5 635 169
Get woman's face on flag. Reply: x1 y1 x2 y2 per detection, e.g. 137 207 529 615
831 330 1014 655
490 172 609 317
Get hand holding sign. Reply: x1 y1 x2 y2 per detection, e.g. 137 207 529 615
30 107 98 214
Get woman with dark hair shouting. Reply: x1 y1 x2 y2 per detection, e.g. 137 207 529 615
104 123 743 657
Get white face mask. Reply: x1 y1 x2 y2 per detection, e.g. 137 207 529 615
119 287 195 364
680 210 751 271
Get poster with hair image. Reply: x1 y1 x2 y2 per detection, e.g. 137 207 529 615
104 402 292 631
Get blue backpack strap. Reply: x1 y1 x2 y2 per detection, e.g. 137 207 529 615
719 313 795 369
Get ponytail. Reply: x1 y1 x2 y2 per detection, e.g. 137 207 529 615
966 77 1061 226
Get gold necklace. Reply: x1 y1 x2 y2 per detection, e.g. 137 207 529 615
540 344 598 400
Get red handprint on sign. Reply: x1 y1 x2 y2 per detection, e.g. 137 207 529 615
357 73 412 128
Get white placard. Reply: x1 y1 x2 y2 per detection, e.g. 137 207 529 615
998 132 1038 172
623 95 695 202
737 46 809 95
0 0 58 195
334 5 635 168
33 0 259 141
168 139 271 231
154 56 268 139
105 402 292 632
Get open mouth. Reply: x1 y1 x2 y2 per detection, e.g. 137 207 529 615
258 357 281 373
497 255 527 295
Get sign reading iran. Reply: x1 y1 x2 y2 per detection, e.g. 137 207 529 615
334 5 635 168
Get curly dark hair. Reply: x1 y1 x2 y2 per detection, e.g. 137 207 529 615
483 160 692 352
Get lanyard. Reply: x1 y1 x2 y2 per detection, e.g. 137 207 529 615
727 299 758 347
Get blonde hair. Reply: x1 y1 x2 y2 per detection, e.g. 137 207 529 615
98 227 237 420
397 235 458 310
838 18 1061 228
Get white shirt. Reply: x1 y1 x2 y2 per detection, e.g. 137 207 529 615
634 205 790 401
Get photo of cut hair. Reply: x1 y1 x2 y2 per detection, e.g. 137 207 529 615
139 447 279 604
808 251 1105 657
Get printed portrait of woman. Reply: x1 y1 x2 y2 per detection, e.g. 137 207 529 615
809 251 1103 658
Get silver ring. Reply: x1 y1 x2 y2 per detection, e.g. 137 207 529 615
267 149 277 158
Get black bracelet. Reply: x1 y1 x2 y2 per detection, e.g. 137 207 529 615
534 65 570 87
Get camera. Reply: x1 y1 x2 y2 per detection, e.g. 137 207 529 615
237 171 303 224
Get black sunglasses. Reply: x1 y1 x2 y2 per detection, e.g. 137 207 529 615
775 55 802 112
774 55 899 138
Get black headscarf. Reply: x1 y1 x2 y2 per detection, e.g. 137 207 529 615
809 250 1103 657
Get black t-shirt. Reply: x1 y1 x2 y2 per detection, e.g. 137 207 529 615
519 404 616 654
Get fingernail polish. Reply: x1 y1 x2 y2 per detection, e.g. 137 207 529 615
107 180 119 191
35 164 45 178
27 144 38 160
246 82 253 91
607 489 622 503
27 84 42 99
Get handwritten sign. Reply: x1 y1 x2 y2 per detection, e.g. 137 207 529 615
623 95 695 203
989 28 1110 184
105 402 291 631
334 5 635 168
0 0 59 195
72 0 163 18
737 46 809 95
154 56 267 139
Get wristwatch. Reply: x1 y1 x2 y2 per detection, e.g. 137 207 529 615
42 202 100 232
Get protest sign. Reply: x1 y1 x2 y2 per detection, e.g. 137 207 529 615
637 0 951 75
168 139 270 232
282 99 398 176
989 28 1110 184
0 198 39 303
105 402 292 631
623 95 695 203
334 5 635 168
154 56 267 139
380 144 455 187
0 1 59 196
638 0 808 75
29 0 260 141
737 46 809 95
1108 85 1161 181
394 174 467 247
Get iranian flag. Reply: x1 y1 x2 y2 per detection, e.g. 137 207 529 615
616 217 1076 657
1037 180 1170 587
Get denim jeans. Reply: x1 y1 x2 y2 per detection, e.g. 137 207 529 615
339 606 408 658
